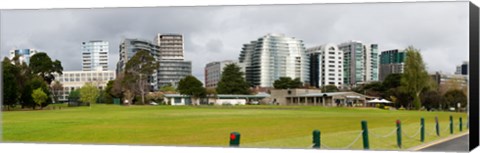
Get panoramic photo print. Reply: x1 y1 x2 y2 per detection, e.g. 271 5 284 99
0 1 471 152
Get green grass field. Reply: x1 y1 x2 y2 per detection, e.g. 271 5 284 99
1 104 468 150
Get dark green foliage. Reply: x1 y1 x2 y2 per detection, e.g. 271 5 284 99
382 73 402 89
443 89 467 109
401 46 432 110
352 82 384 97
124 50 159 104
68 89 81 103
273 77 303 89
2 58 20 109
178 75 206 100
160 83 176 93
322 85 339 92
421 90 444 110
29 52 63 85
217 64 250 94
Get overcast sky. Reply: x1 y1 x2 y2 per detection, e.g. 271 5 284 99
0 2 469 83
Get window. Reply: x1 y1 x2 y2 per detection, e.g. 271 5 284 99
174 98 182 103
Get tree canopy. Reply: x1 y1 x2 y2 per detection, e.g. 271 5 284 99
124 50 159 104
177 75 206 104
79 82 100 104
401 46 433 110
2 58 20 109
31 88 48 109
322 85 339 92
29 52 63 85
216 64 250 94
273 77 303 89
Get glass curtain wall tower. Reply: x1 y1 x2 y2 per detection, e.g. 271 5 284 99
379 49 405 81
82 40 109 71
338 40 379 87
239 33 309 88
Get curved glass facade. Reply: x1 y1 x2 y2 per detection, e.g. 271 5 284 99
239 33 309 87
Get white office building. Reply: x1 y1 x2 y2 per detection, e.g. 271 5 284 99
307 43 344 88
8 49 39 65
238 33 309 88
52 70 116 102
82 40 109 71
338 40 379 87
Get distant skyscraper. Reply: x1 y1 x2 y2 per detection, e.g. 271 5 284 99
379 49 405 81
82 40 109 71
238 33 309 88
338 41 379 87
9 49 38 65
204 60 239 88
155 34 185 60
307 44 344 88
155 33 192 87
455 61 468 75
117 38 160 91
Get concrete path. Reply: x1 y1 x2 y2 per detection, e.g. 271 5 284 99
411 132 469 152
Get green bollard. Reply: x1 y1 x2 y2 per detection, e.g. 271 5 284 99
420 117 425 142
229 132 241 147
450 115 454 134
396 120 402 148
459 117 463 132
361 120 369 150
312 130 320 149
435 117 440 136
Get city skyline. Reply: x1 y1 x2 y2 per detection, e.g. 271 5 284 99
0 2 469 83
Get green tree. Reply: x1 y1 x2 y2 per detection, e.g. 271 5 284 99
68 89 81 102
160 84 177 93
177 75 206 105
382 73 402 89
322 85 339 92
29 52 63 85
421 90 445 110
401 46 432 110
217 64 250 94
273 77 303 89
22 76 51 109
444 89 467 110
2 58 20 110
31 88 48 109
79 82 100 104
124 50 159 105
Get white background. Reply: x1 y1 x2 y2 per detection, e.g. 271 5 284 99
0 0 478 153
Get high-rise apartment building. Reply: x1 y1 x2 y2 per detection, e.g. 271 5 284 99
455 61 468 75
117 38 160 91
155 34 184 60
338 41 379 87
307 44 344 88
204 60 239 88
155 34 192 88
379 49 405 81
238 33 309 88
82 40 109 71
9 49 38 65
